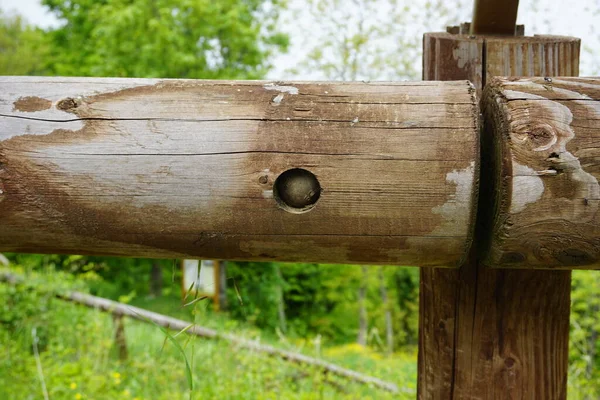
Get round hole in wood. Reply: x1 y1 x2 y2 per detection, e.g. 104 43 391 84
273 168 321 213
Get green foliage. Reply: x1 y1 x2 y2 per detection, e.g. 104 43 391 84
221 262 277 330
5 257 420 354
0 267 417 399
289 0 417 80
40 0 288 79
569 270 600 398
0 11 50 75
6 253 177 301
287 0 471 80
0 266 90 354
225 262 420 348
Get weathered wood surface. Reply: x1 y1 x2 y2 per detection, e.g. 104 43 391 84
419 259 571 399
485 36 580 78
418 30 574 399
0 77 479 266
423 33 484 93
423 33 580 97
482 77 600 269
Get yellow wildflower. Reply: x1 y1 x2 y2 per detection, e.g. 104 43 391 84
70 382 77 390
75 394 82 400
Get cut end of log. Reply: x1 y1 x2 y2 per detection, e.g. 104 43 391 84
481 77 600 269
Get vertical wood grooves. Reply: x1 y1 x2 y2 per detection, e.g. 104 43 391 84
423 33 580 99
419 32 578 399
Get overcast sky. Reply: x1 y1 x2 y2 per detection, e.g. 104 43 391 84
1 0 598 77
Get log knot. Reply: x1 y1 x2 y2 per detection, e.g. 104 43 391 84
57 97 80 111
527 123 557 151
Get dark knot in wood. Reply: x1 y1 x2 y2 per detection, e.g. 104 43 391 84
57 97 79 111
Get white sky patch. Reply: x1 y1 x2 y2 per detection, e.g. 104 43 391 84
0 0 60 28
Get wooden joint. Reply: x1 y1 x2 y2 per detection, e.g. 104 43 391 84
446 23 524 36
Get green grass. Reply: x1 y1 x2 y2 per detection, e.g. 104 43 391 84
0 291 417 400
1 267 597 399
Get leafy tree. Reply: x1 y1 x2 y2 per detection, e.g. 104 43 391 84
42 0 289 78
285 0 471 81
0 11 49 75
6 253 177 301
288 0 417 80
225 261 284 331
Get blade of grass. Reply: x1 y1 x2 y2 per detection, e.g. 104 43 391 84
182 281 195 302
172 259 177 283
131 309 193 399
173 323 196 338
160 322 196 354
182 296 208 308
31 327 50 400
233 280 243 305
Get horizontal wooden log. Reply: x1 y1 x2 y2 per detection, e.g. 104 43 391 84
482 77 600 269
0 77 479 266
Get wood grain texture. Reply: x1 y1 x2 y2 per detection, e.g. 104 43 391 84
0 77 479 266
423 33 484 94
482 77 600 269
450 265 571 399
420 251 571 399
423 33 580 98
418 266 458 398
418 31 574 399
485 36 580 79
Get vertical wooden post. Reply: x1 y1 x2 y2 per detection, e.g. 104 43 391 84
418 30 580 399
112 314 128 361
219 261 228 311
213 260 221 312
